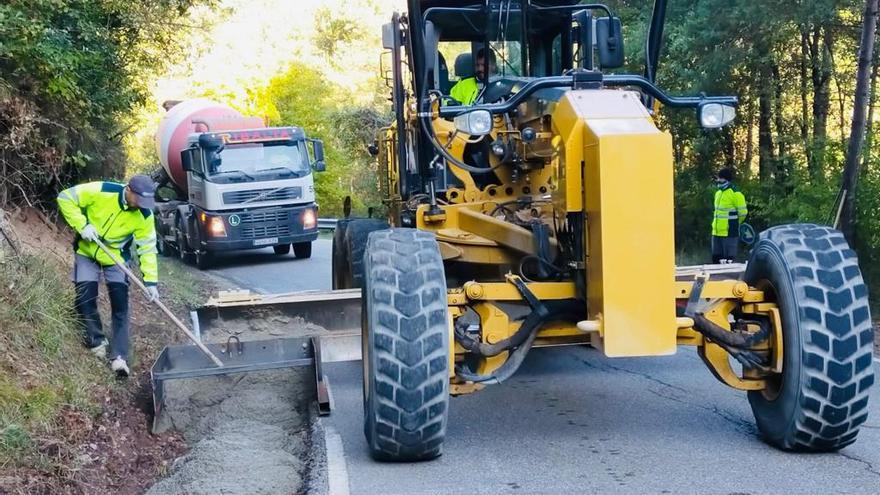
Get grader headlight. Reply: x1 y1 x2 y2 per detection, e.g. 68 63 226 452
699 103 737 129
453 109 493 136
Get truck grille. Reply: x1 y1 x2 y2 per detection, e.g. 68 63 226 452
223 187 302 205
239 210 289 224
241 224 291 239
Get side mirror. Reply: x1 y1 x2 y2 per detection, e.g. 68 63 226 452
382 22 396 50
699 103 737 129
596 17 624 69
310 139 326 171
424 21 438 73
181 149 193 172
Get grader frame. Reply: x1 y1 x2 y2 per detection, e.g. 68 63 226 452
331 0 874 461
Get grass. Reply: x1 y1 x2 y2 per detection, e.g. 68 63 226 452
0 254 110 469
158 259 206 309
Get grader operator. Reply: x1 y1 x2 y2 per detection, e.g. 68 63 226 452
331 0 874 461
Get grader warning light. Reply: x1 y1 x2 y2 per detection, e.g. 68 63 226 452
329 0 874 461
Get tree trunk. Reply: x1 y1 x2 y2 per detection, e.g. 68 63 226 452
809 26 833 179
862 18 880 174
840 0 879 242
800 28 812 168
773 64 789 184
745 97 754 167
759 68 776 181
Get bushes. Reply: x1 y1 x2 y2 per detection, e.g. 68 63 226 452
0 1 211 207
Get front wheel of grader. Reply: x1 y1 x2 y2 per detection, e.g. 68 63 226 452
362 228 449 461
744 224 874 451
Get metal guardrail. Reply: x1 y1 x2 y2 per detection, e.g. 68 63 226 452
317 218 337 230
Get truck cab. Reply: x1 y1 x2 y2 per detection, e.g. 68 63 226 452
156 126 325 268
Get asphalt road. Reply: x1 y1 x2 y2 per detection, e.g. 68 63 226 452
204 238 332 293
210 240 880 495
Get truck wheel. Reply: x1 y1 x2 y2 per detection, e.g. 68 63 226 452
293 242 312 259
343 219 389 289
332 219 352 289
273 244 291 255
362 229 449 461
744 224 874 451
194 249 212 270
175 217 189 263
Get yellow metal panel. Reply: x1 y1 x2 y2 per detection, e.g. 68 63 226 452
462 281 577 301
571 90 677 357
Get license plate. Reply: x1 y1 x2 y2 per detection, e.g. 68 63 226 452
253 237 278 246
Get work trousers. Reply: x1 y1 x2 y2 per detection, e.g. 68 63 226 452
72 254 130 360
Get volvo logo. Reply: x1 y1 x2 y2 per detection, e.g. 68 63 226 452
228 214 241 226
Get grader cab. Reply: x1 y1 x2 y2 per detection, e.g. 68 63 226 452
331 0 875 461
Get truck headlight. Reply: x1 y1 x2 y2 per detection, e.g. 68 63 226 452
206 215 227 237
303 209 317 229
453 110 493 136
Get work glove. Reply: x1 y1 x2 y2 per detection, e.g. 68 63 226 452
80 224 99 242
145 286 160 303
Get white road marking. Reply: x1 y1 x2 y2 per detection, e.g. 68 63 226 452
324 424 350 495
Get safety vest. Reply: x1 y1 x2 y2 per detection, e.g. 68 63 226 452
450 77 479 105
712 185 748 237
57 182 158 285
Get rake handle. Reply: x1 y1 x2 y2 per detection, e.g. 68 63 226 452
93 238 224 367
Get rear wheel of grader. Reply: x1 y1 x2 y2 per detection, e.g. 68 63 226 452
362 229 449 461
331 218 351 289
745 224 874 451
340 218 389 289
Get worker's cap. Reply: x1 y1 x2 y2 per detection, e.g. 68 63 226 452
127 175 158 209
716 168 734 181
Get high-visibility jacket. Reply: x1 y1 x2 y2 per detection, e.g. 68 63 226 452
57 181 158 285
712 185 748 238
450 77 479 105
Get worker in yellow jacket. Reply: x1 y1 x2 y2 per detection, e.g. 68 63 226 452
57 175 159 377
711 168 748 264
449 48 497 105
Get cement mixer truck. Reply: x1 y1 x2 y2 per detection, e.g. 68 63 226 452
152 99 324 269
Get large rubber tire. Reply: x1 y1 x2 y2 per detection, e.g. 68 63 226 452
293 242 312 259
331 218 352 290
342 219 389 289
362 229 449 461
745 224 874 451
273 244 291 255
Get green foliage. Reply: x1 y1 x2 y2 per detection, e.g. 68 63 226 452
0 0 212 206
250 62 390 217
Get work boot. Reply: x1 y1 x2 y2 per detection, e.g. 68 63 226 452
110 356 130 378
89 339 109 359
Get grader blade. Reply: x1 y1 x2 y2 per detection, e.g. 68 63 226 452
149 289 362 433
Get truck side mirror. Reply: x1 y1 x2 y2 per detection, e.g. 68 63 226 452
310 139 326 172
181 149 193 172
596 17 624 69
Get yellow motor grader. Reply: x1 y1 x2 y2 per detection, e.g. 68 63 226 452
331 0 875 461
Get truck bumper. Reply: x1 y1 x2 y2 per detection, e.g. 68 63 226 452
197 204 319 252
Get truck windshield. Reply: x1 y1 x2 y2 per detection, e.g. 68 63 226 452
209 142 310 179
